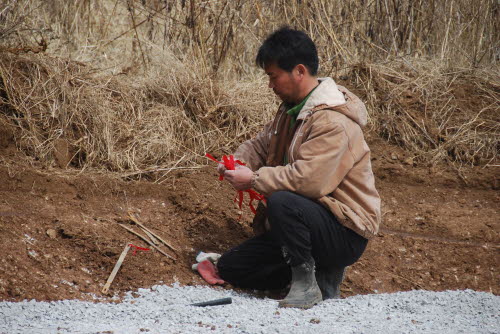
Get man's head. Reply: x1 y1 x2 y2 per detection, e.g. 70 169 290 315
256 27 319 104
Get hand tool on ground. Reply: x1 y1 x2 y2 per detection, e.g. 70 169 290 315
191 297 232 307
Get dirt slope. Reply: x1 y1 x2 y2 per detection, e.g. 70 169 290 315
0 127 498 301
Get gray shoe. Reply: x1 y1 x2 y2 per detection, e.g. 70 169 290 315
278 258 323 309
316 266 346 300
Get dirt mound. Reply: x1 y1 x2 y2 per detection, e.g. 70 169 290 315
0 155 252 301
0 138 498 302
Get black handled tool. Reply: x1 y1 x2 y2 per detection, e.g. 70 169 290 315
190 297 232 307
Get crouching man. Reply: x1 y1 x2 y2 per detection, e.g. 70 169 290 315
216 27 381 309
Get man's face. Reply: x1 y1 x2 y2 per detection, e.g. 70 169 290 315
264 63 301 104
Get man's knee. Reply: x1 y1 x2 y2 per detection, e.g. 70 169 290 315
267 191 298 217
216 250 234 280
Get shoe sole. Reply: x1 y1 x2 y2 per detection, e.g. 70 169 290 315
278 295 323 309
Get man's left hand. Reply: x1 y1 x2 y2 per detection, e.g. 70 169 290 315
224 166 254 191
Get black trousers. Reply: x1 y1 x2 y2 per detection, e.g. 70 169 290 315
217 191 368 290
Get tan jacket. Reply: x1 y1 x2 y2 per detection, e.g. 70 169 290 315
234 78 381 239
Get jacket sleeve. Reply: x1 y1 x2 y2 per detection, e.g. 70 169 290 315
252 122 354 198
233 120 273 171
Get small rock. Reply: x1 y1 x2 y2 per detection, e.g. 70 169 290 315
28 250 39 259
391 153 398 160
46 229 57 239
310 318 321 324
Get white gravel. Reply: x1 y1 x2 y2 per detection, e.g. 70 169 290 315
0 285 498 334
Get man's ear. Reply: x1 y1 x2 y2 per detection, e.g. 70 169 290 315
295 64 308 77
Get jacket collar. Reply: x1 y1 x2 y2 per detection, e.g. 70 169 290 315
296 77 346 120
295 77 368 127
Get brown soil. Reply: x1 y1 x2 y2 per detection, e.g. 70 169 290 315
0 125 498 302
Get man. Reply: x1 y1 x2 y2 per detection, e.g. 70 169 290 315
216 27 381 309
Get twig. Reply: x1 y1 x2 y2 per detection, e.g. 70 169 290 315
121 166 202 178
142 228 159 245
383 0 398 56
101 3 169 48
127 0 148 70
118 224 174 260
128 212 178 252
101 0 120 40
157 155 187 184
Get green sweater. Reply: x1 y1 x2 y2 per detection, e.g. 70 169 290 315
286 86 317 128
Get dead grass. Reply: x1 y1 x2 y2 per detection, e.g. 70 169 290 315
2 0 498 72
0 0 498 172
0 52 276 174
349 60 499 166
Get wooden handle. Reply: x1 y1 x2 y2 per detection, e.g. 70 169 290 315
102 243 131 294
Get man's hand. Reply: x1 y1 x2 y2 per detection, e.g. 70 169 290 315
224 165 254 191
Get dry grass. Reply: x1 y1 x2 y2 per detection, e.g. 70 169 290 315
0 0 498 172
2 0 497 72
0 52 276 174
349 60 499 166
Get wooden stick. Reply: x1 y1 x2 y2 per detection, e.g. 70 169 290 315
102 243 131 294
128 212 178 252
118 224 175 260
141 228 160 246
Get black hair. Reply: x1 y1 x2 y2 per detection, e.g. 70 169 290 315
256 26 319 75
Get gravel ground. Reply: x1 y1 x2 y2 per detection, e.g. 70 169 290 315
1 285 498 334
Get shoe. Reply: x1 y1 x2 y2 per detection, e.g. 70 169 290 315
316 266 346 300
278 258 322 309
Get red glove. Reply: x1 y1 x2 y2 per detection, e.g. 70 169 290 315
197 260 225 285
